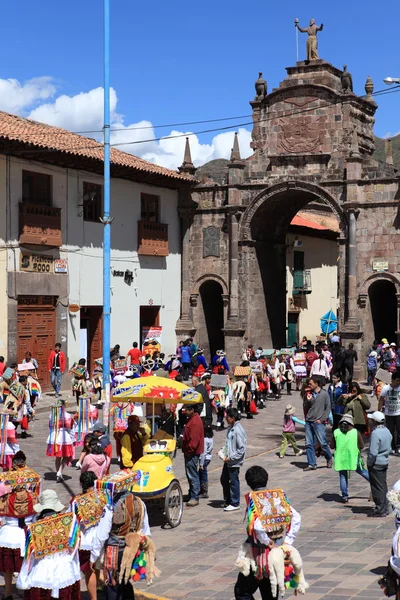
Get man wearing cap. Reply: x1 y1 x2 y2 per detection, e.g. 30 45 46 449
181 404 204 507
378 370 400 454
330 414 369 503
91 422 113 465
119 416 150 469
367 411 392 517
192 373 212 426
303 377 333 471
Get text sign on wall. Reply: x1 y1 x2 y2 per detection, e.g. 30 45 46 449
20 254 54 273
372 261 389 272
54 259 68 273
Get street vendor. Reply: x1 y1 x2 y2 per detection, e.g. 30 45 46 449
119 415 150 469
234 465 304 600
0 451 41 599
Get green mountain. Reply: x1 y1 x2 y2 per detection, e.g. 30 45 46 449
374 133 400 170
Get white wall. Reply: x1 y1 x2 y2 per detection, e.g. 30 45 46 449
0 157 7 357
286 233 339 342
3 155 181 363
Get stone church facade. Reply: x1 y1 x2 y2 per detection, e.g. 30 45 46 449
176 59 400 370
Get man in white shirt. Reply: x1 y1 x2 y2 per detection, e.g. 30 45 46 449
379 370 400 454
234 465 301 600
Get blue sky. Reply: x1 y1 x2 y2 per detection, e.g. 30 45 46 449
1 0 399 167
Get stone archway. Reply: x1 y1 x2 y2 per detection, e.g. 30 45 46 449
239 181 346 348
191 274 228 359
239 180 347 242
359 273 400 345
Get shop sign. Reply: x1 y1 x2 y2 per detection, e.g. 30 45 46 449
68 303 80 313
20 253 54 273
372 261 389 272
54 259 68 274
18 296 55 306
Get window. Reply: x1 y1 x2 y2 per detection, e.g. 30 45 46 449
83 182 102 223
22 171 52 206
141 193 159 222
293 250 304 272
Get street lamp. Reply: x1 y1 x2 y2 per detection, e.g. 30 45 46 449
384 77 400 85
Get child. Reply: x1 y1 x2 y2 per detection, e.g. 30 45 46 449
199 425 213 499
279 404 305 458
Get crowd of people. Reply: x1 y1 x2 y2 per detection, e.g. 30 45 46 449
1 330 400 599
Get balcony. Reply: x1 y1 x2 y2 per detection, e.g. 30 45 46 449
293 269 312 295
19 203 62 247
137 220 169 257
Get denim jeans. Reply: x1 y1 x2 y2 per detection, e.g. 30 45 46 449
199 459 210 487
305 421 332 466
367 368 377 386
185 455 200 501
220 463 240 507
51 368 63 394
339 460 370 499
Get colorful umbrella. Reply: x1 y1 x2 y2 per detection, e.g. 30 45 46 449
320 310 338 335
112 376 201 404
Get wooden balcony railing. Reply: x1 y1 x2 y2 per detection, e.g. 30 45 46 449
137 220 169 256
19 203 62 247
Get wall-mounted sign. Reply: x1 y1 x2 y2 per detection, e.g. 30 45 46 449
54 259 68 273
20 253 54 273
68 303 80 313
372 261 389 272
112 269 124 277
18 295 55 306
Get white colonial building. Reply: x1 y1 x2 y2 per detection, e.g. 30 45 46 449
0 111 191 389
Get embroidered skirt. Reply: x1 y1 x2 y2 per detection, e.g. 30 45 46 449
0 546 23 572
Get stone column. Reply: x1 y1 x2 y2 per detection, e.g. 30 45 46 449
175 208 195 338
346 207 360 323
228 210 240 321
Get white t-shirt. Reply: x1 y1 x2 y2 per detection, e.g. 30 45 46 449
380 384 400 416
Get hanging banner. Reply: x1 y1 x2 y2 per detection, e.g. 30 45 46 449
142 326 162 356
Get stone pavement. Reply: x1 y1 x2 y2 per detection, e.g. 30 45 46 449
2 389 396 599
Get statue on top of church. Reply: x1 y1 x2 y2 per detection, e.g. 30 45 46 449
295 18 324 61
341 65 353 93
254 72 267 100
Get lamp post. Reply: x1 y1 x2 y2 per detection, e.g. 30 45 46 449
102 0 112 422
384 77 400 85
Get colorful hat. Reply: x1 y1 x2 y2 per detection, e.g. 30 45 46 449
216 350 226 357
96 469 140 504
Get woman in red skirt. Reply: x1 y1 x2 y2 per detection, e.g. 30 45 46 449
46 400 75 483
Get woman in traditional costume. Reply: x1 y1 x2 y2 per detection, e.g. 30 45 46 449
0 451 40 600
192 349 208 379
11 376 33 439
70 471 112 600
212 350 229 375
95 470 156 600
17 489 81 600
70 359 91 405
46 399 75 483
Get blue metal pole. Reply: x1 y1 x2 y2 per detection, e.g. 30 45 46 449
102 0 111 416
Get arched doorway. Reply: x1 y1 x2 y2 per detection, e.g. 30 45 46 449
241 182 345 348
199 280 224 358
369 280 397 343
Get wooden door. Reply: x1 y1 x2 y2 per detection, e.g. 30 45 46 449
18 302 56 390
88 307 103 374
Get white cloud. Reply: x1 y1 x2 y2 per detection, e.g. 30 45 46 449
0 77 252 168
383 131 400 139
0 76 56 114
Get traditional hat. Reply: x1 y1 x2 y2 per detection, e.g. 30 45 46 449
168 354 177 359
284 404 296 416
391 342 397 347
339 414 354 425
216 350 226 357
34 489 64 513
96 469 140 504
201 372 211 380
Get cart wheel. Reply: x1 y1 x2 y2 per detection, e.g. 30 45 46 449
165 480 183 528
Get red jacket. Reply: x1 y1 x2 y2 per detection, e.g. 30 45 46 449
182 413 204 456
47 350 66 373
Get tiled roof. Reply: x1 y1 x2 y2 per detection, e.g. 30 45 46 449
296 210 340 233
291 214 331 231
0 111 192 183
